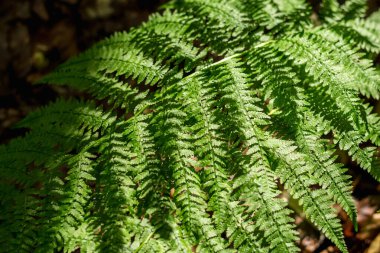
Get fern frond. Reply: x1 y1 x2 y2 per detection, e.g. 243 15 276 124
339 0 368 20
266 138 348 253
96 11 208 72
0 134 81 252
34 152 96 253
319 0 343 23
16 99 116 133
246 45 358 230
327 19 380 55
38 46 169 111
312 28 380 98
178 65 270 252
268 31 380 180
202 59 298 252
95 127 140 252
2 0 380 252
153 86 226 252
320 0 367 22
239 0 311 33
164 0 252 55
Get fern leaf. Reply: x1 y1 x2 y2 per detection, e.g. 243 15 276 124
266 138 348 253
164 0 251 55
178 69 269 252
34 153 96 253
153 87 226 252
2 0 380 252
246 46 358 230
341 0 367 20
202 59 298 252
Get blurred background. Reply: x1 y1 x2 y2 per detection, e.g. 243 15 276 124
0 0 379 252
0 0 166 143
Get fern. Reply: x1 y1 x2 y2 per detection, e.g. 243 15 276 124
1 0 380 252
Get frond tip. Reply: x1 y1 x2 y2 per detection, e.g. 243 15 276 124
1 0 380 252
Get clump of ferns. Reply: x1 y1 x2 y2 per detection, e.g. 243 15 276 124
1 0 380 252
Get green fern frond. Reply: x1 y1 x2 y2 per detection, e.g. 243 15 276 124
320 0 367 22
1 0 380 252
342 0 367 20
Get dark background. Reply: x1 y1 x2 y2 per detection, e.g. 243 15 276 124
0 0 167 143
0 1 379 252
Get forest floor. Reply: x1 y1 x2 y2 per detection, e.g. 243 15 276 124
0 1 379 252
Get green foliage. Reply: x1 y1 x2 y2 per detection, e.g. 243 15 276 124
1 0 380 252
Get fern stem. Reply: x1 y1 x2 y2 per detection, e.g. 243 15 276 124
202 40 274 70
134 231 155 253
